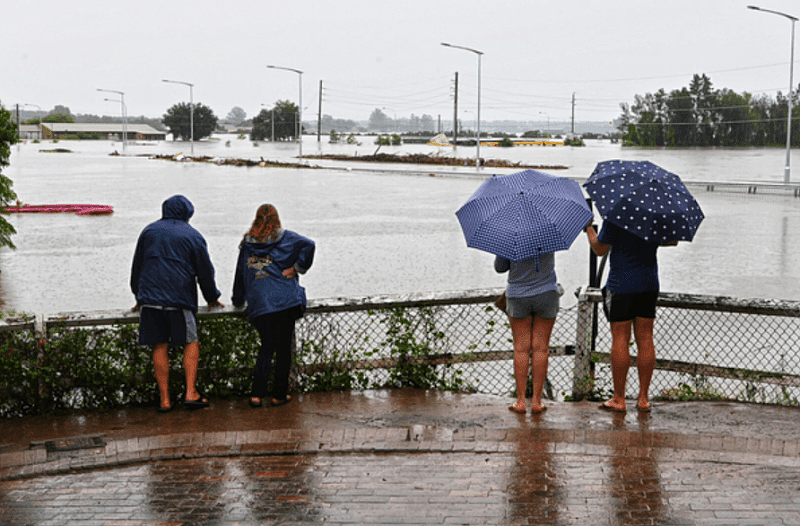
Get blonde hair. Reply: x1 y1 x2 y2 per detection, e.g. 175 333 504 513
242 204 282 244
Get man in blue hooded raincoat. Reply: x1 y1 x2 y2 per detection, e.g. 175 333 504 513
131 195 223 412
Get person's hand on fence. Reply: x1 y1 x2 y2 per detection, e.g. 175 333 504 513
131 303 140 312
207 300 225 311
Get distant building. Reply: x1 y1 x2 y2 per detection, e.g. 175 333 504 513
17 124 42 140
41 123 166 141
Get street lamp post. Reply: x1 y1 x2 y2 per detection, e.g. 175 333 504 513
442 42 483 167
162 79 194 155
103 98 127 150
21 103 42 140
539 111 550 137
267 65 303 159
748 5 797 183
261 104 275 142
96 89 127 152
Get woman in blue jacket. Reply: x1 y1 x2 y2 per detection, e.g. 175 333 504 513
232 204 315 408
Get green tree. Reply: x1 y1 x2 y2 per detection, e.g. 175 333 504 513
43 114 74 123
225 106 247 126
665 87 693 146
368 108 390 131
716 89 753 146
0 103 19 250
162 102 218 141
690 74 717 146
251 101 299 141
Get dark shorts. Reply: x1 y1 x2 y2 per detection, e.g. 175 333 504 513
602 289 658 322
138 306 198 346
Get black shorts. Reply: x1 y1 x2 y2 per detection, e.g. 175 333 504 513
138 306 198 346
602 289 658 322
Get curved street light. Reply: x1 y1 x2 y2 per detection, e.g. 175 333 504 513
103 98 127 150
19 103 42 140
162 79 194 155
748 5 798 183
442 42 483 168
267 65 303 159
539 111 550 137
97 89 127 152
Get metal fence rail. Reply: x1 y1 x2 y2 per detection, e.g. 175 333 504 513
4 287 800 406
575 288 800 405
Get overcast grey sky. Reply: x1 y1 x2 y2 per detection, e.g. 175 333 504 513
3 0 799 123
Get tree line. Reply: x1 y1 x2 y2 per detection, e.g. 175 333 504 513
620 74 800 147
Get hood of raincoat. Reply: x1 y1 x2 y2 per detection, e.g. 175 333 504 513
162 195 194 221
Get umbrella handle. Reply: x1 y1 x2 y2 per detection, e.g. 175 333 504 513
597 253 609 285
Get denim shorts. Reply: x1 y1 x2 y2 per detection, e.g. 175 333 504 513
506 290 560 320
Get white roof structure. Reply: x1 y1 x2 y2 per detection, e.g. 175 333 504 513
42 123 165 136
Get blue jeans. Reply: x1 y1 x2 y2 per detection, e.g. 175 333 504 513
250 307 300 400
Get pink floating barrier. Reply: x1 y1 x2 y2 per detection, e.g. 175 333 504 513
4 204 114 215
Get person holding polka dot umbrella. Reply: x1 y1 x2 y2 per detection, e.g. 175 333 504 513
583 160 704 413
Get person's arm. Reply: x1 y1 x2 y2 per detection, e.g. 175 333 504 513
494 255 510 273
130 234 144 309
585 225 611 257
282 233 315 278
231 247 247 308
194 238 223 307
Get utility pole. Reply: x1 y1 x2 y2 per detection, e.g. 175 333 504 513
453 72 459 145
317 80 323 142
571 92 576 134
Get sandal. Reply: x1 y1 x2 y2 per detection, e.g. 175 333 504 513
636 401 652 412
508 401 526 414
271 395 292 407
530 404 547 414
248 398 263 408
184 395 210 409
599 400 626 413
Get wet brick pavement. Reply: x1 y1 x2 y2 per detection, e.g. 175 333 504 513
2 388 800 525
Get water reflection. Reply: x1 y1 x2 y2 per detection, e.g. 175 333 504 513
238 455 320 523
508 431 565 524
144 458 226 523
604 413 675 526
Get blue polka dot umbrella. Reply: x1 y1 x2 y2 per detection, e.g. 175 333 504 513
456 169 593 261
584 160 704 243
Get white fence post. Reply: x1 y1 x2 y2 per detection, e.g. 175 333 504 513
572 287 595 400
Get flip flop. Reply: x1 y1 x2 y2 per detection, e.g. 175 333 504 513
636 401 652 412
508 402 526 414
271 395 292 407
530 404 547 414
184 396 210 409
248 398 263 408
157 405 172 413
599 400 626 413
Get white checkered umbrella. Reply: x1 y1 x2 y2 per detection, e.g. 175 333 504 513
584 160 704 243
456 169 593 261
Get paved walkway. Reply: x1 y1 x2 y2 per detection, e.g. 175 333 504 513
2 388 800 525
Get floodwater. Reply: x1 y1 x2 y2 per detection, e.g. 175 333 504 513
3 135 800 314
